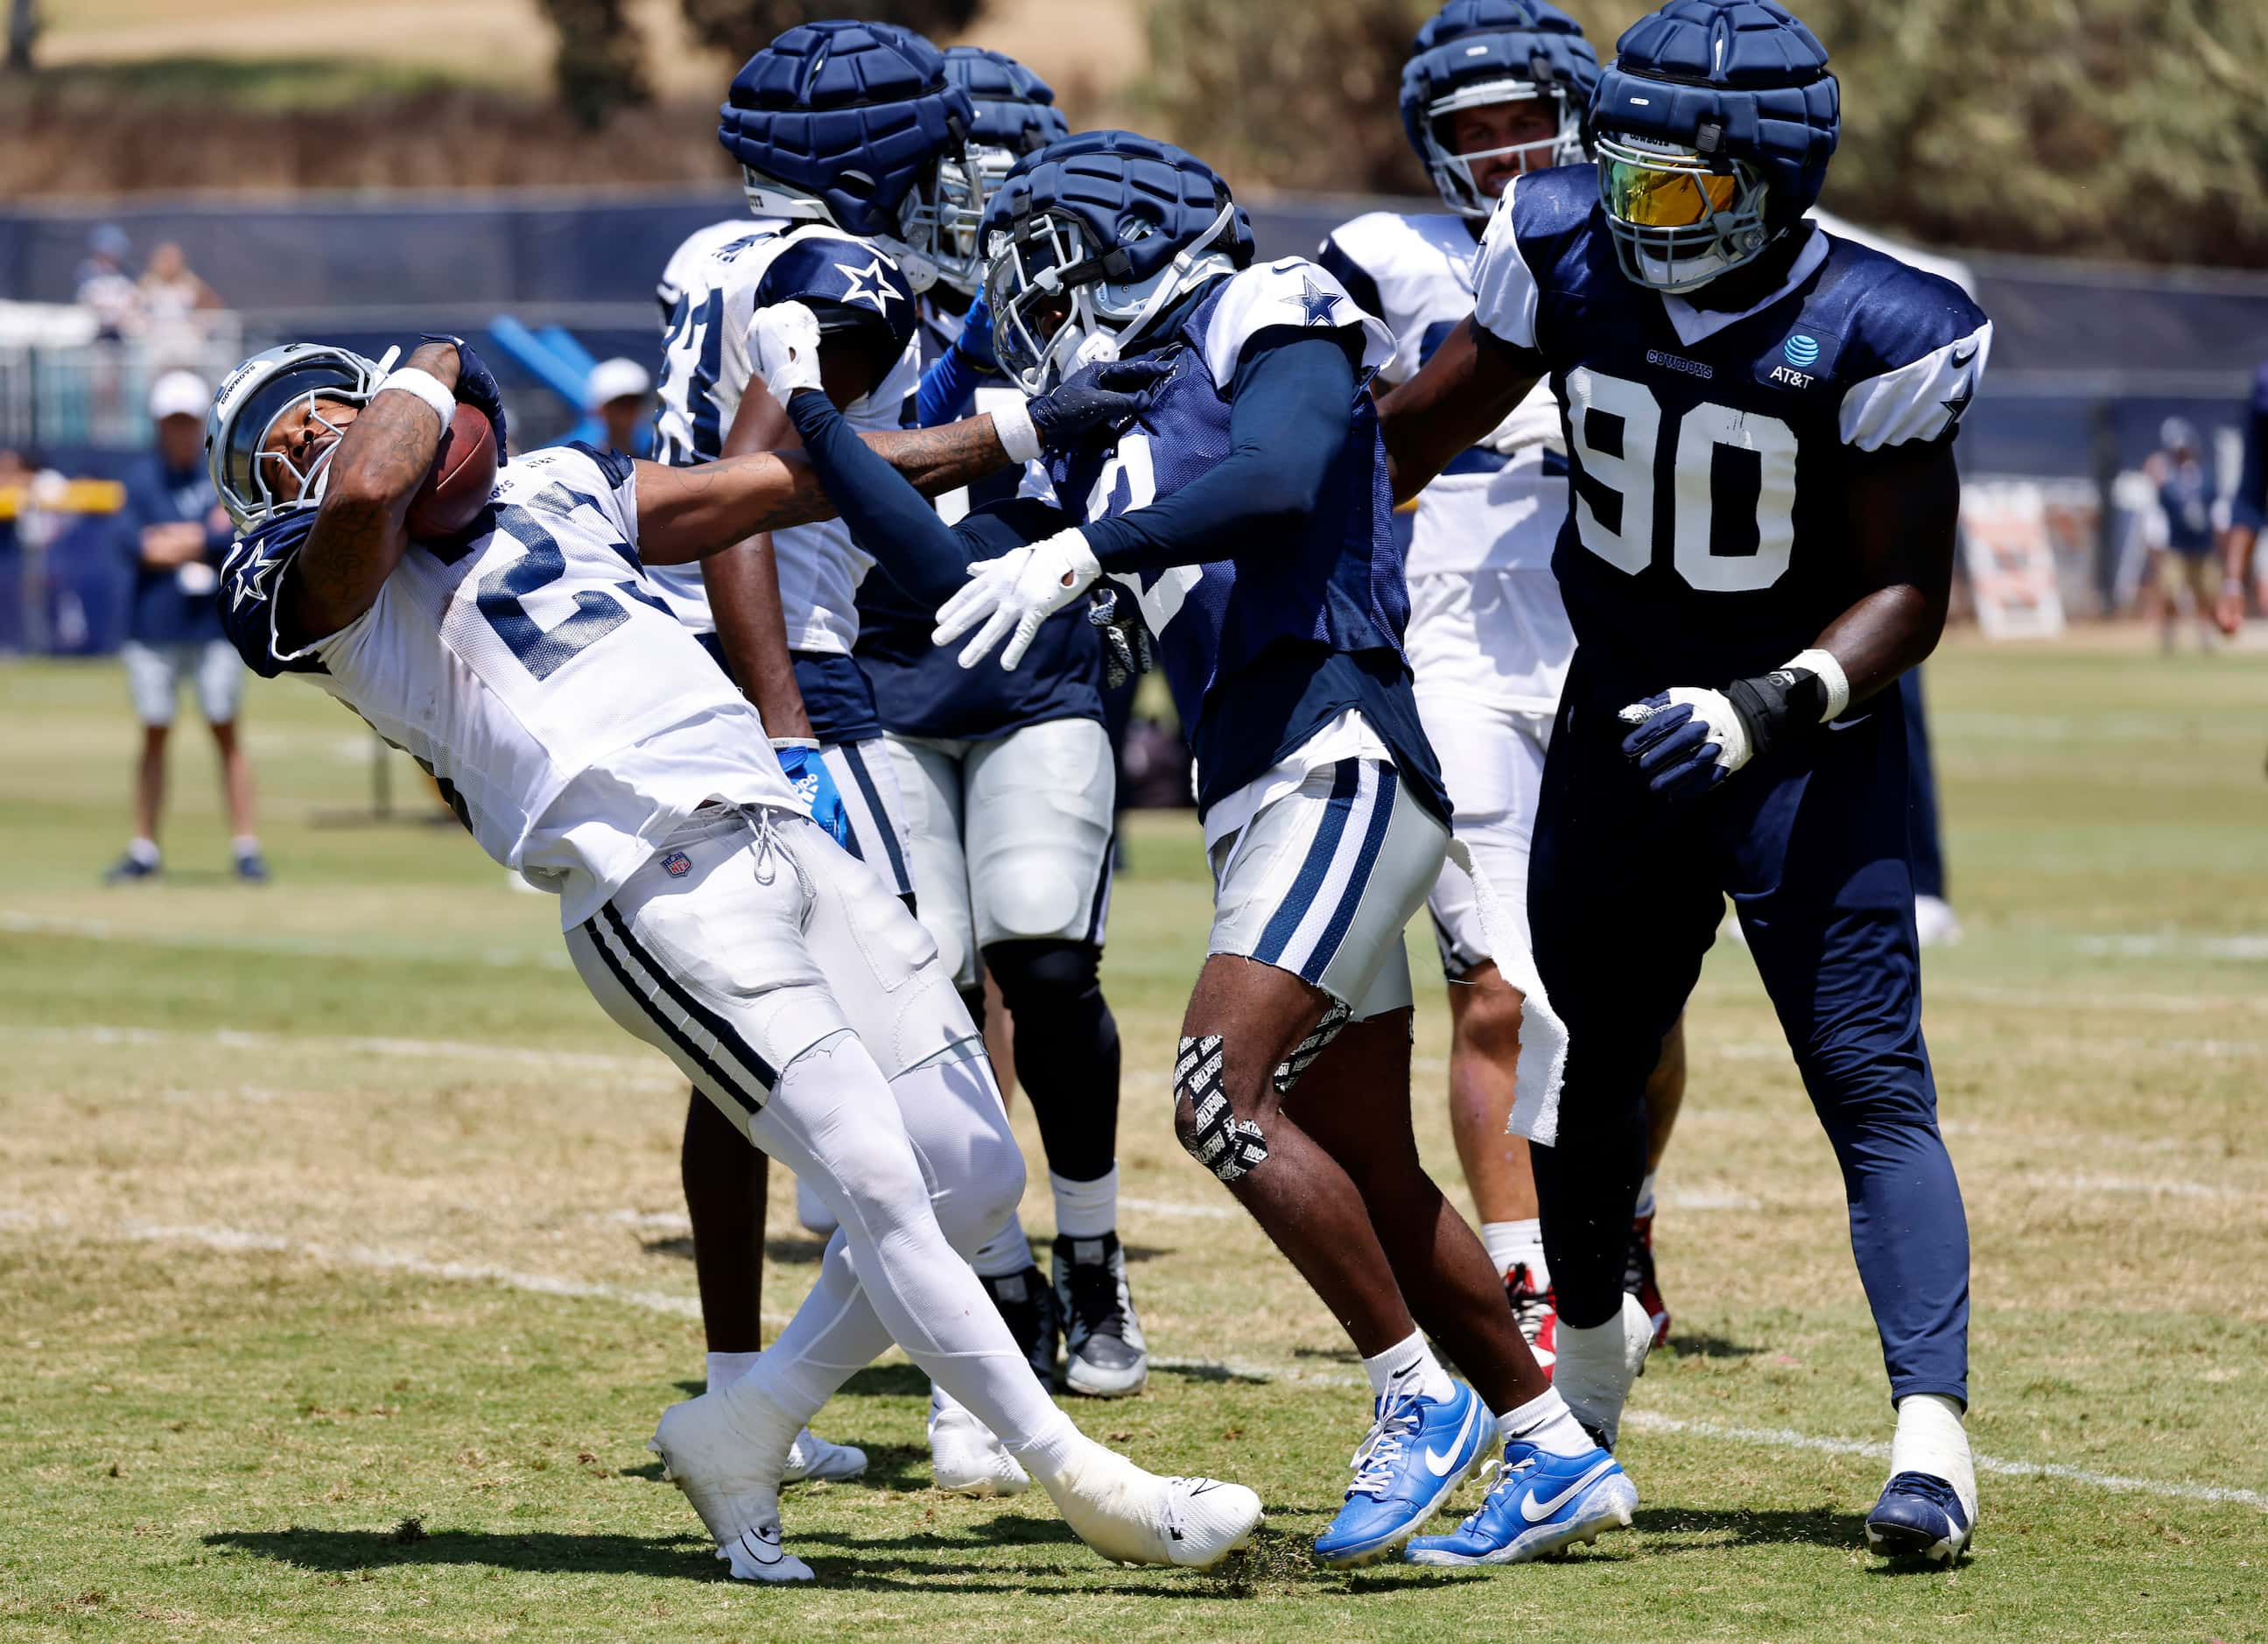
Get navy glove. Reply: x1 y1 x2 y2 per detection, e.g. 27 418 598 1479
419 334 509 463
773 740 852 847
1088 583 1154 690
1025 357 1174 452
954 293 998 373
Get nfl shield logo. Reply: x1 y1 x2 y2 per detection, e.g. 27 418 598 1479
662 850 692 878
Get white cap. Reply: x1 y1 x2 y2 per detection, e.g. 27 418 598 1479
586 357 651 409
149 369 211 423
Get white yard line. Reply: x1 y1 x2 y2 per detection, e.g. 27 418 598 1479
6 1214 2247 1514
1618 1411 2268 1511
0 910 567 971
2 1021 663 1075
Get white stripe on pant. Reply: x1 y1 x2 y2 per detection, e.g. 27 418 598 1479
564 806 1078 1470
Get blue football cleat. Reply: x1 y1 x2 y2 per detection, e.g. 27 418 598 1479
1866 1471 1972 1563
1313 1381 1489 1568
1405 1439 1637 1566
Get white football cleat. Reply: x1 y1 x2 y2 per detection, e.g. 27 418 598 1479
1042 1444 1262 1570
929 1393 1030 1497
1551 1291 1655 1449
783 1426 867 1486
648 1378 811 1582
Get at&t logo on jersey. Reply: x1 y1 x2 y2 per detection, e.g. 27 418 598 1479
662 850 692 878
1764 328 1839 393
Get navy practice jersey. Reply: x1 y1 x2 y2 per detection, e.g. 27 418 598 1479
1471 165 1993 692
1045 260 1450 822
852 298 1106 742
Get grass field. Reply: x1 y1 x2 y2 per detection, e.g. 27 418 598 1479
3 637 2265 1641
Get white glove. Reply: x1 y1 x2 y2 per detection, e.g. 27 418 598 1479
749 301 825 398
930 526 1101 671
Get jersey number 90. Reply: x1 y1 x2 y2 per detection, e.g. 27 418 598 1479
1563 368 1796 594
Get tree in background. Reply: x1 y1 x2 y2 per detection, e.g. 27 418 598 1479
7 0 39 73
1143 0 2268 267
677 0 984 68
538 0 653 128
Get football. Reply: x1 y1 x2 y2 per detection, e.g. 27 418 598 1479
405 402 498 539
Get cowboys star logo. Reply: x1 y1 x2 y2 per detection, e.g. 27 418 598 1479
833 257 902 316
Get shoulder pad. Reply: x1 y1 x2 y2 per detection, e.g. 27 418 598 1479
755 235 919 349
1832 251 1992 450
218 513 327 679
1200 257 1396 388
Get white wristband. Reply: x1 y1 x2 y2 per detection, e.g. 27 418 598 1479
377 368 459 430
1786 647 1850 722
991 396 1041 465
768 736 820 751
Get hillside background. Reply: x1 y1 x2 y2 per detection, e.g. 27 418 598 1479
4 0 2266 267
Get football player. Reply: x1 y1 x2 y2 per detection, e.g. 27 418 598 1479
754 128 1637 1570
1319 0 1687 1370
1379 0 1989 1564
648 19 973 1482
203 332 1256 1581
854 48 1155 1472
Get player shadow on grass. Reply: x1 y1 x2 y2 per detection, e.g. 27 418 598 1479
1631 1505 1871 1554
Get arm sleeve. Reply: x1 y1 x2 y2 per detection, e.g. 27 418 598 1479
1075 330 1358 576
783 389 1064 608
2233 377 2268 532
916 341 985 427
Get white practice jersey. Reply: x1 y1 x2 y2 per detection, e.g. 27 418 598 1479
649 216 923 652
1322 208 1574 710
224 445 801 926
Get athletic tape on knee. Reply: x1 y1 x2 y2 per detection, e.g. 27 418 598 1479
1272 999 1351 1094
1175 1035 1267 1184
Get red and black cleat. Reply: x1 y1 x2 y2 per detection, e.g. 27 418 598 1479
1625 1212 1671 1349
1505 1261 1558 1377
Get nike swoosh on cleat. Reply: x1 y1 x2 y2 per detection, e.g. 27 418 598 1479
1520 1458 1618 1523
739 1528 784 1565
1424 1397 1480 1476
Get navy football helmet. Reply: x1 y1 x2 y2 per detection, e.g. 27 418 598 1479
930 46 1073 297
206 341 398 529
1401 0 1601 220
716 20 975 292
980 130 1254 395
1589 0 1839 292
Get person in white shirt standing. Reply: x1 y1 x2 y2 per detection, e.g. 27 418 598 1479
1319 0 1687 1369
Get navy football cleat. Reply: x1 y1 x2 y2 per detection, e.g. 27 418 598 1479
1866 1471 1973 1563
1405 1439 1636 1566
1314 1381 1488 1568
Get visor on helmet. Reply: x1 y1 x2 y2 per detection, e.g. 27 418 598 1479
1595 132 1771 293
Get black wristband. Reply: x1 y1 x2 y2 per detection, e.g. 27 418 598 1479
1724 666 1829 763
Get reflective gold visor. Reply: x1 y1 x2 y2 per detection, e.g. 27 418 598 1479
1601 154 1738 228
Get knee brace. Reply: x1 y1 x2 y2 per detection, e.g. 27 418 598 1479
1272 999 1351 1094
1175 1035 1268 1184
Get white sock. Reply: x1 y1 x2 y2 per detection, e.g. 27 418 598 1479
1553 1295 1652 1447
1361 1330 1455 1405
128 837 159 867
970 1217 1034 1279
231 834 261 859
1496 1387 1594 1458
1891 1393 1976 1514
705 1350 762 1395
1481 1219 1548 1288
1050 1163 1118 1240
1634 1170 1658 1221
